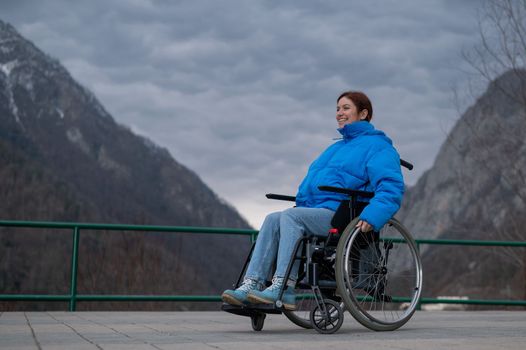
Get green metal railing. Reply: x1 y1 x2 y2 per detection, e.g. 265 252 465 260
1 219 525 311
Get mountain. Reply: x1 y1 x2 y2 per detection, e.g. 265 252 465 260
0 20 251 310
396 70 526 305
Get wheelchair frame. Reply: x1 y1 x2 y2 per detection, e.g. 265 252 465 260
222 160 422 334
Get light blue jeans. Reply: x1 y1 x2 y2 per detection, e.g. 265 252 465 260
244 207 334 286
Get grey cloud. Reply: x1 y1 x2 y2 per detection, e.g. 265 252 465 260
0 0 483 227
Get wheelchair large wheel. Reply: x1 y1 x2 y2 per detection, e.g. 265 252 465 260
335 217 423 331
283 283 314 329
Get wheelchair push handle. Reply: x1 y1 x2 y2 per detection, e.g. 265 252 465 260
400 158 413 170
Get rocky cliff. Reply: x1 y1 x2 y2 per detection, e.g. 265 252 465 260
0 20 251 310
397 70 526 303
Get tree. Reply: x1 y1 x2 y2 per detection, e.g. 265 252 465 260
462 0 526 105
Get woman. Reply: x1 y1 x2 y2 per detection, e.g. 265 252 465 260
222 91 404 310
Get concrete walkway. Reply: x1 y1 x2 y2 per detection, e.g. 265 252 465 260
0 311 525 350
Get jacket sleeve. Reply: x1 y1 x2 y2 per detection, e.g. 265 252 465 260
359 146 405 231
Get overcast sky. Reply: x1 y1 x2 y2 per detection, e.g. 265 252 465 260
1 0 484 228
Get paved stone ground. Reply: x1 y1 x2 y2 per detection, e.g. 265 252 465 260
0 311 525 350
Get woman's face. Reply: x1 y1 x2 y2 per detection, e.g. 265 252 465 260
336 97 367 128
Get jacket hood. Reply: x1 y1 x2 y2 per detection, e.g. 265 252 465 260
338 121 393 145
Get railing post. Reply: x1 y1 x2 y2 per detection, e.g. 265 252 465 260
69 226 80 311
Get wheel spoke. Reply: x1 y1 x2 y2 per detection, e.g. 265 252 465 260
284 284 315 329
310 299 344 334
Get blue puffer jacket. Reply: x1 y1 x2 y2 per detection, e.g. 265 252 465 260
295 121 404 231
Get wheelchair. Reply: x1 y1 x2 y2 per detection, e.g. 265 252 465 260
222 160 423 334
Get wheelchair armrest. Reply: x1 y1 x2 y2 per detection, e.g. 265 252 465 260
265 193 296 202
318 186 374 198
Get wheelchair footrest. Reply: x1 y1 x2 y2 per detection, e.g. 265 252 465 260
221 303 283 316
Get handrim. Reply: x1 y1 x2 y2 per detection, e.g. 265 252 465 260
335 217 423 331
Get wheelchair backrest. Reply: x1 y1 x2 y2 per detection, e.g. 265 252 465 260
330 200 368 233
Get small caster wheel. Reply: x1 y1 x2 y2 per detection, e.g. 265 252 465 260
251 313 266 331
310 299 344 334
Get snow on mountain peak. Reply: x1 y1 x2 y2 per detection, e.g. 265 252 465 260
0 59 18 77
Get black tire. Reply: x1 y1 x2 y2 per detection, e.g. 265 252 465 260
335 217 423 331
283 284 314 329
251 313 266 331
309 299 344 334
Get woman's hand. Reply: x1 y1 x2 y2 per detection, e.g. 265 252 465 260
356 220 373 232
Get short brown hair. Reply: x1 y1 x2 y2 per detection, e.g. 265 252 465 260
337 91 373 121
